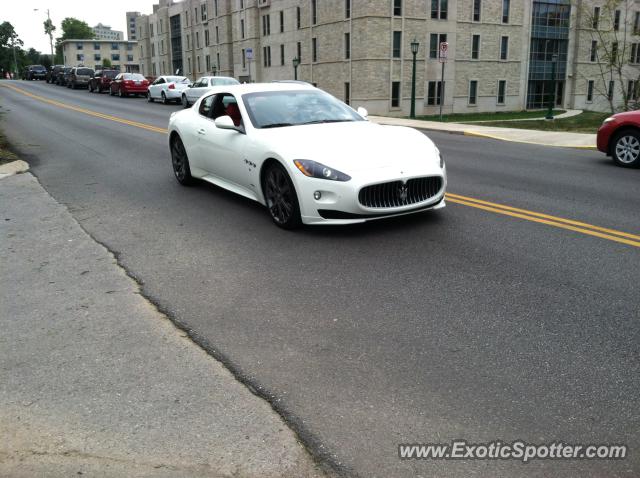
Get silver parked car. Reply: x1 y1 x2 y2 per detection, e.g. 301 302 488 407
67 67 95 89
181 76 239 107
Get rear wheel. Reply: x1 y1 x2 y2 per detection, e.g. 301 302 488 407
170 136 194 186
181 94 189 108
119 88 126 98
612 129 640 168
162 92 168 105
263 162 302 229
89 83 94 92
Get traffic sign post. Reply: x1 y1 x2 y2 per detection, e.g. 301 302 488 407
245 48 253 82
439 42 448 121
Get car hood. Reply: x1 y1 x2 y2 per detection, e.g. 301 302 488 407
254 121 439 173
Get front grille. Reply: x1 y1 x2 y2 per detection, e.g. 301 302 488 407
358 176 443 208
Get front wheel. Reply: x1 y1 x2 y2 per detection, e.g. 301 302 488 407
263 163 302 229
110 88 115 96
147 91 154 102
119 89 126 98
170 136 194 186
162 92 168 105
612 130 640 167
181 94 189 108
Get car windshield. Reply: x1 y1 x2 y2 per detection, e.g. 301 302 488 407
103 70 118 78
211 77 240 86
167 76 189 83
123 73 145 80
242 90 364 129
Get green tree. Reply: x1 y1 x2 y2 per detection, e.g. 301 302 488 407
26 47 40 64
102 58 112 68
0 22 23 75
55 17 94 63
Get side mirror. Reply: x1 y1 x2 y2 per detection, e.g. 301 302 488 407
357 106 368 118
215 115 241 131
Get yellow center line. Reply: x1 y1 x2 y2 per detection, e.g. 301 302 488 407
3 82 638 248
0 82 167 134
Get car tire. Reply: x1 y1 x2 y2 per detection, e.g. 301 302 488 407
181 94 189 108
147 91 154 102
72 82 77 89
110 88 115 96
119 89 125 98
89 83 94 92
262 162 302 229
170 136 195 186
162 92 168 105
97 85 102 93
612 129 640 168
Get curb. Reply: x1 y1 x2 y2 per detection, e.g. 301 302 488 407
0 160 30 179
462 130 598 150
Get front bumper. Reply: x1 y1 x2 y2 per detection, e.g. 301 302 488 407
295 165 447 225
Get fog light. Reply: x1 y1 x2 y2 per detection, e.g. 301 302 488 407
313 191 322 200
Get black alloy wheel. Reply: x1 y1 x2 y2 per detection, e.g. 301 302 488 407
170 137 194 186
263 163 301 229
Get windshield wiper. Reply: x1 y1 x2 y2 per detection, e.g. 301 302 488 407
299 119 354 125
261 123 294 128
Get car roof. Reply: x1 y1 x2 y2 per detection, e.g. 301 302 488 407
203 82 316 95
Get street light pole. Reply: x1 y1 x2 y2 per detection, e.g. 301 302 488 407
292 57 300 81
410 39 419 119
546 53 558 120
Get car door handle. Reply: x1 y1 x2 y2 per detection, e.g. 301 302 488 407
197 129 206 135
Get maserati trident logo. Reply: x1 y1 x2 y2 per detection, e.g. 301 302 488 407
397 183 408 202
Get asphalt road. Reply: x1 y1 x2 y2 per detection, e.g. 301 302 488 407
1 80 639 478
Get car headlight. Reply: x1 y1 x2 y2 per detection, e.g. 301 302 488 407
603 116 616 124
293 160 351 181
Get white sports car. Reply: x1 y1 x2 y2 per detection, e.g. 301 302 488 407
167 83 446 228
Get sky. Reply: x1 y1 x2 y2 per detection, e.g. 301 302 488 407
3 0 155 54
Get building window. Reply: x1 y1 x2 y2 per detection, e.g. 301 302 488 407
312 37 317 62
608 80 614 100
193 8 197 24
393 31 401 58
628 80 636 100
241 19 245 38
587 80 594 102
280 11 284 32
127 54 133 62
94 54 101 61
431 0 447 20
242 48 246 68
150 24 154 37
197 55 201 72
263 46 271 67
345 0 351 18
187 34 190 49
312 0 317 24
502 0 510 23
473 0 481 22
391 81 400 107
280 44 285 65
111 54 120 61
297 41 302 61
262 14 271 35
205 30 209 46
76 54 84 61
201 4 207 21
593 6 600 29
497 80 506 104
614 10 621 31
297 7 301 29
471 34 480 59
631 43 640 63
76 42 84 50
500 36 508 60
427 81 442 105
429 33 447 59
214 0 218 16
196 31 200 48
94 43 100 50
468 80 478 105
216 26 219 43
590 40 597 61
345 32 351 59
206 54 211 71
345 82 350 105
151 43 155 56
612 41 618 64
217 53 220 70
394 0 402 16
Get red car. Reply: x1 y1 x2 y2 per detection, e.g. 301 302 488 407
597 110 640 168
89 69 119 93
109 73 149 98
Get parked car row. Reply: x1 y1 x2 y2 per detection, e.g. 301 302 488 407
22 65 47 81
42 65 241 107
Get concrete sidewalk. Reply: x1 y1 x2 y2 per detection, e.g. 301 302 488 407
369 115 597 149
0 172 327 477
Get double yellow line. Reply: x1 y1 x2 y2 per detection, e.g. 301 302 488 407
0 82 167 134
2 82 639 248
446 193 640 248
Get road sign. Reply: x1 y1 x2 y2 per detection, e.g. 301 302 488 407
439 42 448 63
245 48 253 60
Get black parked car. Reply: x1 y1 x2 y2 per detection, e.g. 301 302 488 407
46 65 65 84
56 67 73 86
23 65 47 80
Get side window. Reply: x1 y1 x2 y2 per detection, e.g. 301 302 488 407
212 94 242 127
199 94 216 117
157 78 166 84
